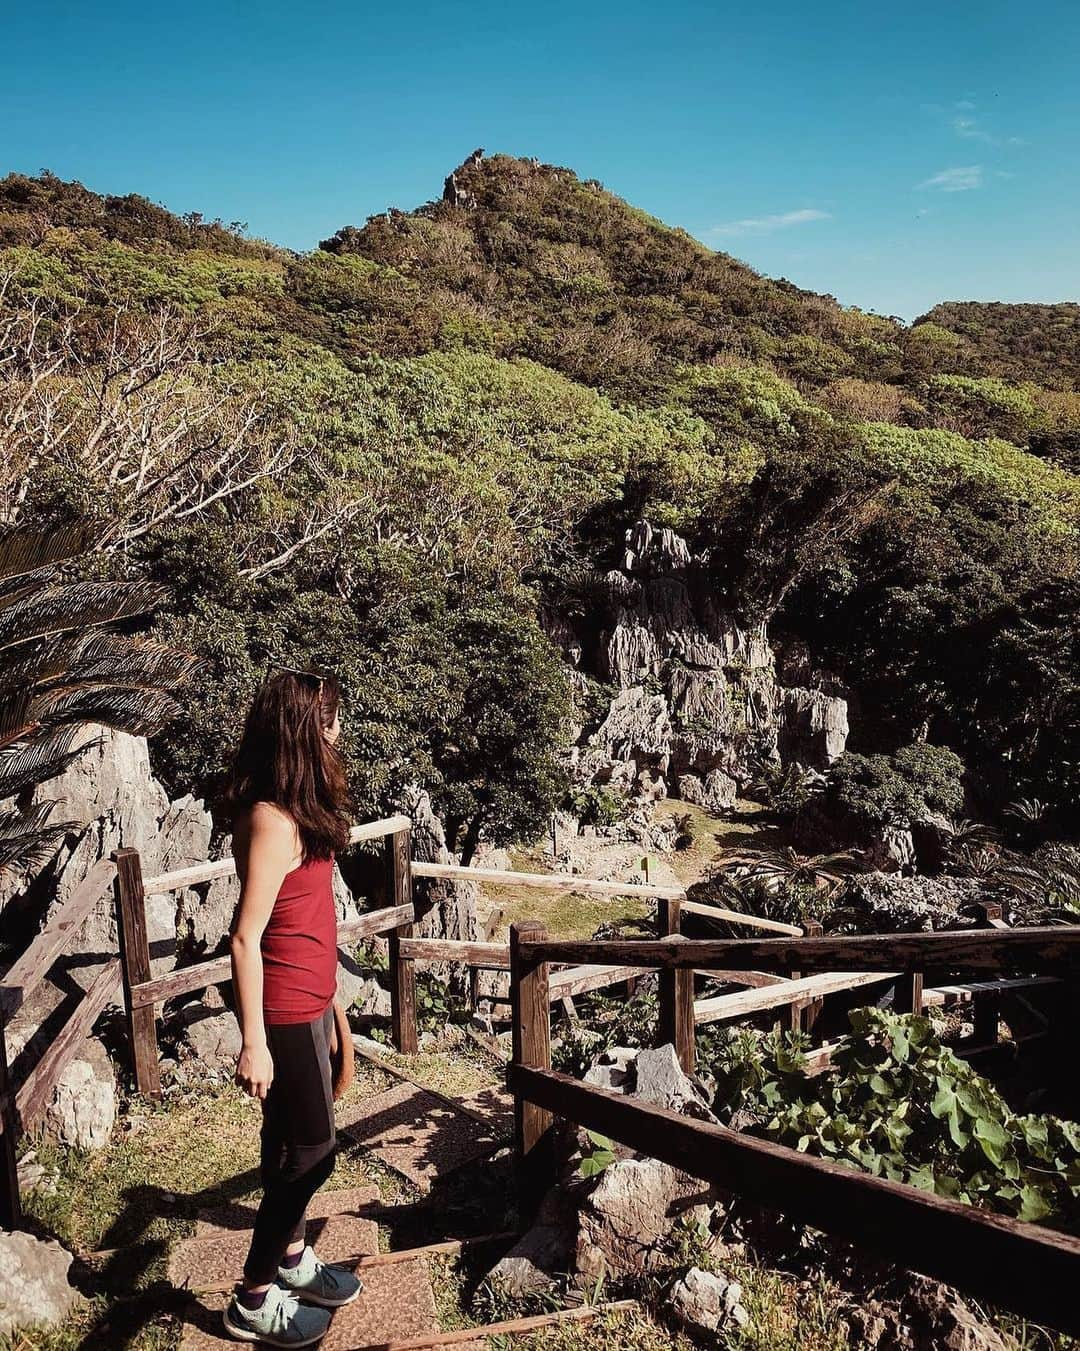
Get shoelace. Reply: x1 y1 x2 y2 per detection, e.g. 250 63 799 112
268 1287 302 1332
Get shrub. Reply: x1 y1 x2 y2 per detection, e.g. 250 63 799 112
703 1009 1080 1228
824 743 965 828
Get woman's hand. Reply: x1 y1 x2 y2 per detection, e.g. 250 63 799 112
236 1041 274 1099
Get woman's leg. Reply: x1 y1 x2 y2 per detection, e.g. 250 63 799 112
242 1007 336 1287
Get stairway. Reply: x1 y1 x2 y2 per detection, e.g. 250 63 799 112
174 1079 506 1348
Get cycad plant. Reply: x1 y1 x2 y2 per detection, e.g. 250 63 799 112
0 524 197 873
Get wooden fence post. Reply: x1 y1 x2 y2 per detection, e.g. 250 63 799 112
894 971 924 1017
387 827 417 1055
0 1012 21 1229
510 920 553 1217
114 848 162 1099
656 896 695 1074
795 920 824 1036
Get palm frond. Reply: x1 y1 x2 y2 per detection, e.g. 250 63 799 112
0 803 76 873
0 726 91 800
0 685 35 748
0 525 91 585
58 633 202 689
0 580 165 653
34 686 182 735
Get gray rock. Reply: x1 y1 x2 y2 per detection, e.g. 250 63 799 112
778 687 849 768
840 873 985 934
631 1044 717 1122
44 1038 116 1151
484 1186 578 1297
583 1046 637 1092
678 770 737 814
352 978 392 1019
0 1230 78 1334
576 1156 715 1281
181 1006 242 1068
670 1265 748 1335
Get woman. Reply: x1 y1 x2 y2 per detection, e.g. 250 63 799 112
223 669 362 1346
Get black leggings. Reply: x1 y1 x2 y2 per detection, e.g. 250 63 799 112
243 1004 337 1285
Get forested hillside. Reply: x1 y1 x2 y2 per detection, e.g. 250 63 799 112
1 153 1077 845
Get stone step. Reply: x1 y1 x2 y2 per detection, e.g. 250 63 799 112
338 1083 505 1192
171 1211 380 1291
179 1257 441 1349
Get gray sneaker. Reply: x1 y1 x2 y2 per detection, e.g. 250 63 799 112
277 1245 363 1308
222 1283 331 1346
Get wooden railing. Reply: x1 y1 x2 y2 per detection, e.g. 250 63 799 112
0 856 120 1228
506 921 1080 1335
0 811 1033 1237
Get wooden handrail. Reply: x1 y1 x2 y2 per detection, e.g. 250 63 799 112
411 860 684 900
16 959 121 1130
694 970 896 1024
509 1063 1080 1336
0 858 117 1014
396 938 510 968
518 927 1080 975
129 901 417 1009
548 963 650 1000
140 814 413 893
680 898 804 936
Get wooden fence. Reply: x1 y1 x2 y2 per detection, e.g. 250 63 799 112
0 818 1040 1237
506 920 1080 1335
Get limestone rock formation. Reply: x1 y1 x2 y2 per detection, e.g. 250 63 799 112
567 520 848 813
576 1155 715 1281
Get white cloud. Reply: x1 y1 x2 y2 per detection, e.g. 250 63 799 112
917 165 984 192
709 208 831 238
953 115 994 142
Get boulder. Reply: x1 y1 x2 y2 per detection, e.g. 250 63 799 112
678 770 737 814
484 1187 579 1298
777 687 849 768
576 1155 715 1281
352 978 392 1019
670 1265 749 1335
0 1230 78 1335
180 1004 242 1071
43 1037 116 1151
630 1044 717 1122
902 1277 1014 1350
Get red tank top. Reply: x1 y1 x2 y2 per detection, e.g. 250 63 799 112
261 855 338 1025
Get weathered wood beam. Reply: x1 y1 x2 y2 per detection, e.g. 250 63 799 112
412 860 683 900
396 938 510 968
16 959 121 1130
694 970 895 1025
680 898 804 936
519 928 1080 976
0 858 117 1015
140 814 412 893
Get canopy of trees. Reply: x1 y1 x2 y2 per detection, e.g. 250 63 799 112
1 156 1076 836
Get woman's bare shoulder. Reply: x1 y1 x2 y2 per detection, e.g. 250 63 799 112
234 801 301 853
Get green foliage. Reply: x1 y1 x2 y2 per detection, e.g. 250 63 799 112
553 988 658 1077
824 743 965 828
567 783 631 828
578 1129 617 1178
704 1010 1080 1230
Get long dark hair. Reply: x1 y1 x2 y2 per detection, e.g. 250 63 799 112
225 670 351 859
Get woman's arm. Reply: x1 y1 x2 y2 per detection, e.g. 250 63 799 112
230 802 300 1099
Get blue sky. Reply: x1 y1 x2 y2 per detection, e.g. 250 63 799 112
3 0 1077 320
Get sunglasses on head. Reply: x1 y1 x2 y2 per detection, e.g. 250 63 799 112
262 653 331 686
